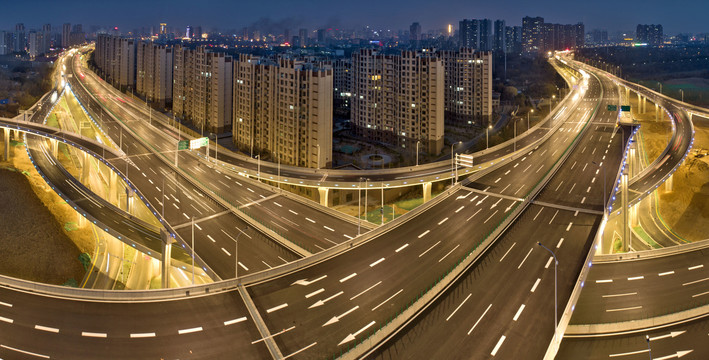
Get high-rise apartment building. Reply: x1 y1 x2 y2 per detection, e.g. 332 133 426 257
62 23 71 48
298 28 307 47
410 22 422 44
494 20 506 52
523 17 584 53
41 24 51 53
95 34 135 90
332 57 352 116
459 19 493 51
522 16 545 52
28 30 42 58
136 41 173 109
351 49 445 154
70 24 85 47
0 32 9 55
172 46 232 133
439 49 493 125
232 55 333 168
636 24 663 46
14 23 26 53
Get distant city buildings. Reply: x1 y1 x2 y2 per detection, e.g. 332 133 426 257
136 41 173 109
439 49 493 125
636 24 664 46
522 16 584 53
459 19 493 51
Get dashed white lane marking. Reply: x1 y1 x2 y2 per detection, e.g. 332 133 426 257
512 304 525 321
531 278 541 292
491 335 506 356
0 345 49 358
340 273 357 282
0 316 13 323
289 210 298 215
323 226 335 232
446 293 472 322
82 331 107 338
659 271 675 276
549 210 559 225
545 257 554 269
306 217 315 223
266 303 288 313
556 238 564 248
466 209 482 221
419 241 441 257
438 217 449 225
395 244 409 252
682 277 709 286
606 306 642 312
455 206 465 213
689 265 704 270
602 292 637 298
305 288 325 298
372 289 403 311
518 248 533 269
439 244 460 263
418 230 430 238
207 235 216 243
628 276 644 281
224 317 248 326
370 258 385 267
350 281 382 301
595 279 613 283
566 222 573 231
468 304 492 335
500 243 516 262
221 248 231 256
608 349 650 358
130 332 156 338
273 202 282 207
0 301 11 307
35 325 59 333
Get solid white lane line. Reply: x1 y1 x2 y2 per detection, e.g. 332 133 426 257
659 271 675 276
683 277 709 286
609 349 649 358
306 288 325 298
689 265 704 271
606 306 642 312
628 276 645 281
130 332 156 338
518 248 533 269
266 303 288 313
467 304 492 335
372 289 403 311
82 331 108 338
0 345 49 359
35 325 59 333
370 258 385 267
556 238 564 249
531 278 541 293
491 335 506 356
395 244 409 252
438 217 449 225
350 281 382 301
513 304 525 321
418 230 430 238
549 210 559 225
596 279 613 283
340 273 357 282
603 292 638 298
419 241 441 258
439 244 460 262
446 293 472 321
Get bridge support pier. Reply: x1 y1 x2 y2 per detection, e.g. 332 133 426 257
318 187 329 207
160 230 174 289
109 171 118 205
665 173 673 192
630 203 639 227
81 152 90 183
126 188 134 214
655 103 659 121
423 182 432 203
621 169 630 253
3 129 8 161
77 213 86 228
50 138 58 157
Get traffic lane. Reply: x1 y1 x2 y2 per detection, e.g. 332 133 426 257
558 316 707 360
0 288 269 360
368 206 601 359
242 198 358 253
637 192 684 247
247 189 519 358
570 248 709 324
175 213 299 279
536 123 626 210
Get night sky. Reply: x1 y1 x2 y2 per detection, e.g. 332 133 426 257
1 0 707 35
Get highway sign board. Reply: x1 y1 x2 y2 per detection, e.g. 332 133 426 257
607 105 617 111
621 105 631 112
178 140 189 150
190 137 208 149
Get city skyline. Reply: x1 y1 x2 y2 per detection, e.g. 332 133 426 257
1 0 707 35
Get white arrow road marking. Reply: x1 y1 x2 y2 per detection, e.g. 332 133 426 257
309 291 344 309
649 331 686 341
323 306 360 327
653 350 693 360
291 275 327 286
491 198 502 209
338 321 376 346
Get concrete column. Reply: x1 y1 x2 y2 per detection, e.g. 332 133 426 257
160 229 174 289
126 188 134 214
655 103 659 121
50 138 58 157
665 173 673 192
78 213 86 227
625 87 630 101
628 144 637 177
3 129 8 161
630 203 639 227
81 152 90 183
109 171 118 205
318 187 329 207
621 170 629 253
423 182 432 203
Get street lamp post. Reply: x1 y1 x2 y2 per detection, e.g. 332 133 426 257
357 178 362 236
680 89 684 102
256 155 260 177
380 183 384 225
416 141 420 166
486 125 492 149
537 241 559 344
191 217 195 285
657 82 662 94
528 110 534 131
514 119 517 152
451 141 461 185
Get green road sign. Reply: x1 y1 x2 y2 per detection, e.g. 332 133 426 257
607 105 617 111
178 140 189 150
190 137 208 149
621 105 631 112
